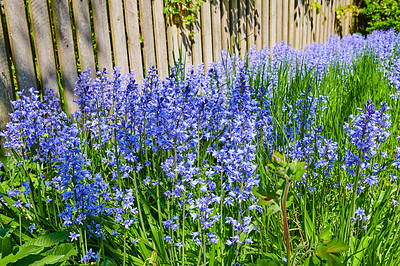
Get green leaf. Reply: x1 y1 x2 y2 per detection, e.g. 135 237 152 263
42 243 77 257
23 232 69 248
316 238 349 265
30 255 67 266
0 229 13 259
320 225 332 242
0 245 44 265
325 238 349 253
251 187 277 205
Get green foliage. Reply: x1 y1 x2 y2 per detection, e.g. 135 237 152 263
362 0 400 32
336 0 400 34
0 232 77 266
163 0 204 39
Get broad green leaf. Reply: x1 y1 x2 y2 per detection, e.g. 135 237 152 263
42 243 77 257
326 238 349 253
30 255 69 266
251 187 277 205
0 245 44 265
0 229 12 259
320 225 332 242
351 236 371 266
23 232 69 248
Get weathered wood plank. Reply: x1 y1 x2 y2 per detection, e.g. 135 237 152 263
282 0 288 43
211 0 221 61
315 0 322 44
230 0 239 55
51 0 78 115
326 0 332 41
276 0 282 43
238 0 248 57
124 0 143 83
301 2 307 49
221 0 230 51
247 0 255 49
3 0 38 92
138 0 156 72
28 0 59 96
108 0 129 73
166 15 179 68
311 1 316 42
152 0 168 79
288 0 295 46
0 11 13 130
261 0 269 49
345 0 351 35
91 0 113 72
295 1 301 49
71 0 96 74
192 8 203 67
254 0 262 49
179 23 193 68
202 0 213 66
269 0 277 49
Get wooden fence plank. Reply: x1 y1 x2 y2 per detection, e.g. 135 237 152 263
221 0 230 51
192 9 203 67
51 0 78 115
316 0 322 44
254 0 262 50
230 0 239 54
71 0 96 74
201 1 213 67
28 0 59 96
211 0 221 61
179 23 192 68
124 0 144 83
276 0 282 43
108 0 129 73
327 1 332 41
3 0 37 92
238 0 247 56
344 0 351 36
166 16 179 68
282 0 288 43
288 0 295 46
247 0 255 49
91 0 113 72
295 1 301 49
152 0 168 79
262 0 269 49
0 12 13 130
138 0 156 72
301 2 307 49
311 1 317 42
269 0 276 49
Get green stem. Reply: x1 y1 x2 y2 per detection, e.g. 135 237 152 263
282 178 291 262
19 212 22 246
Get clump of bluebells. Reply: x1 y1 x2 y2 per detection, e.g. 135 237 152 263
1 30 400 265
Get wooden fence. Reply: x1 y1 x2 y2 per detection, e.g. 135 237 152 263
0 0 352 129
